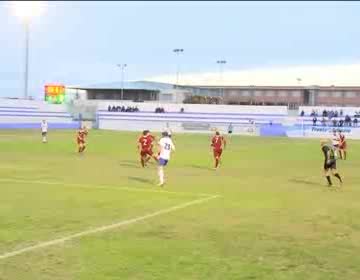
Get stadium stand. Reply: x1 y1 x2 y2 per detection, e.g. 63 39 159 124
298 106 360 117
3 97 359 138
0 99 80 129
296 106 360 127
96 102 288 135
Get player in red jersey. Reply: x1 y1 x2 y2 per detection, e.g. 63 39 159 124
211 131 226 169
339 130 347 160
137 130 156 167
77 126 88 154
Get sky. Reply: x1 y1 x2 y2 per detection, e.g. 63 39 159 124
1 1 360 98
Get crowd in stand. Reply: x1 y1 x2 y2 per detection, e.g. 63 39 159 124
300 109 359 127
108 105 139 112
155 107 165 113
311 116 358 127
300 108 360 118
155 107 185 113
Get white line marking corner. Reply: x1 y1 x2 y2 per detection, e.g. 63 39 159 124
0 195 219 260
0 178 218 198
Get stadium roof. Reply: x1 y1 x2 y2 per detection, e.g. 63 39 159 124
146 63 360 87
68 81 174 91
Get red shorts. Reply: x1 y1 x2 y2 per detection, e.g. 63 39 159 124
213 149 223 158
77 138 85 145
340 143 347 150
141 149 153 157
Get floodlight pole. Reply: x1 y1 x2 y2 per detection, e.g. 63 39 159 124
173 48 184 89
216 60 227 98
24 20 30 99
117 64 127 100
10 2 47 99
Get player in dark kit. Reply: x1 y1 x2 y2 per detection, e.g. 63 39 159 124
137 130 156 167
77 127 88 154
211 131 226 169
321 139 342 187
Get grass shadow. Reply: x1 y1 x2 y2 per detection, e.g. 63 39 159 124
289 178 320 186
119 159 157 168
118 163 138 168
122 160 138 164
128 176 153 185
118 160 139 168
188 164 214 171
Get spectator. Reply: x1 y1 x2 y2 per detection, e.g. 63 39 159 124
340 109 343 117
155 107 165 113
354 118 358 127
180 107 185 113
345 115 351 126
108 105 111 112
313 117 317 126
228 123 233 135
300 110 305 117
339 119 344 127
332 119 337 127
321 117 326 127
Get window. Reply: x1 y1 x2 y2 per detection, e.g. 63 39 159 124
278 91 288 97
161 94 173 101
229 90 239 97
292 91 301 97
346 91 356 98
332 91 343 98
254 91 263 97
241 91 250 97
318 91 329 98
265 91 275 97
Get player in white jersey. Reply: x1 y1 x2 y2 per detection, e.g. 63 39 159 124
157 131 175 187
331 130 340 157
41 120 48 143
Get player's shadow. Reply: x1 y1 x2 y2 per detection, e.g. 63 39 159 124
128 176 153 185
118 160 139 168
289 178 320 186
188 164 214 171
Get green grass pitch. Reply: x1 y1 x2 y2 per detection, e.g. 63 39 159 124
0 129 360 280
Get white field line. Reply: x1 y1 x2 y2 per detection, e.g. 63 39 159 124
0 134 20 137
0 134 39 138
0 195 220 260
0 178 217 198
0 166 50 171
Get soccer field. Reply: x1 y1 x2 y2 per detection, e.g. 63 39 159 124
1 130 360 280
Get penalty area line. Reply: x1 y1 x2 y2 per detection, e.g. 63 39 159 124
0 195 220 260
0 178 218 198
